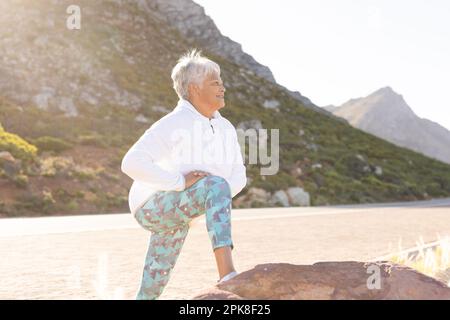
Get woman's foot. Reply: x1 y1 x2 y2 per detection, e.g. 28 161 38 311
217 271 239 283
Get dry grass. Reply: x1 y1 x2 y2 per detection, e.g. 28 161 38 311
387 235 450 286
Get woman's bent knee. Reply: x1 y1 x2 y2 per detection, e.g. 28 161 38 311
204 175 231 193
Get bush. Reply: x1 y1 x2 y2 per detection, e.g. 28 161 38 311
72 165 97 181
13 174 29 188
66 199 79 211
0 129 37 162
39 156 74 177
14 190 56 214
425 182 444 196
78 134 108 148
361 175 384 187
33 136 73 154
94 191 128 210
251 170 297 193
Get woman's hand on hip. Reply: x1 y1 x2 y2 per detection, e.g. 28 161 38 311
183 171 210 189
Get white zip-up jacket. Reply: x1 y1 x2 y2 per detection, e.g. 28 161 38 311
121 98 247 216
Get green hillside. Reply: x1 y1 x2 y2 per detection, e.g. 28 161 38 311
0 0 449 217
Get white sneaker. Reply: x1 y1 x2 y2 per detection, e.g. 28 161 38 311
217 271 239 284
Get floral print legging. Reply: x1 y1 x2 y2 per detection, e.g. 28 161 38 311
133 175 234 300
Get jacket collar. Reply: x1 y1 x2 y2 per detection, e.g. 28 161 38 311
176 98 221 122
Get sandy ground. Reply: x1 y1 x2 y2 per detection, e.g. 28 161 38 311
1 198 449 300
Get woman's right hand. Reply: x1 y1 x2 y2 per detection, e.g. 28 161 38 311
183 171 210 189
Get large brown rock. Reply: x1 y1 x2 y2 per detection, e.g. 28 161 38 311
191 262 450 300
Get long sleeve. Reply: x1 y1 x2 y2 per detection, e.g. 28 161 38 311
226 130 247 198
121 126 185 191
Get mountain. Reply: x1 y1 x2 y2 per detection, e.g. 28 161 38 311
326 86 450 165
322 105 339 113
1 0 450 217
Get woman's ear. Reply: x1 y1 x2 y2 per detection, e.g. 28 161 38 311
188 83 198 98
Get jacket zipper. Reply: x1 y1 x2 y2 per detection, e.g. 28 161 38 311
209 119 215 134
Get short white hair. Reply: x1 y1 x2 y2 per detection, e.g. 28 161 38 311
171 49 221 100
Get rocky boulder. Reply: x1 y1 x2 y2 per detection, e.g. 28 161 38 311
269 190 290 207
0 151 21 178
268 188 310 207
0 151 15 163
286 187 310 206
191 262 450 300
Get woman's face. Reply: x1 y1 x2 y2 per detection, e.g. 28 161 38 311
196 73 226 110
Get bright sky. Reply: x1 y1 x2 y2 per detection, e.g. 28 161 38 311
194 0 450 131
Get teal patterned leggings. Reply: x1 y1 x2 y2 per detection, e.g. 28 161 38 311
133 175 234 300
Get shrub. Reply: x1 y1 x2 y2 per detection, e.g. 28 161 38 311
33 136 73 154
13 174 29 188
39 156 74 177
66 199 79 211
72 165 97 181
251 170 297 193
14 190 56 214
78 134 108 148
0 129 37 162
425 182 444 196
95 191 128 209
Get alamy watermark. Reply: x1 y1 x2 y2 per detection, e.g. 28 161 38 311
366 264 381 290
167 121 279 175
66 5 81 30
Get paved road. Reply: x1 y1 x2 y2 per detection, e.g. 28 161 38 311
0 197 449 299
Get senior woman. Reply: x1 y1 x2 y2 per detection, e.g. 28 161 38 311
121 49 247 300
